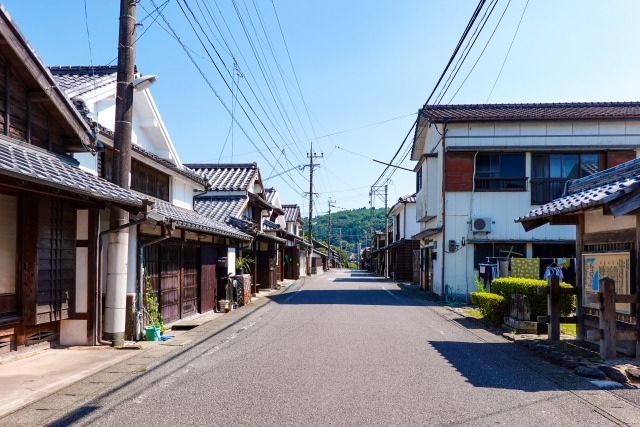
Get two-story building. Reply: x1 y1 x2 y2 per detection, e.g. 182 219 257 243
190 163 285 291
0 8 155 354
388 194 419 282
411 102 639 298
50 65 252 338
281 204 310 279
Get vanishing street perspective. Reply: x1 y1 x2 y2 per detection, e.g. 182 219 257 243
0 0 639 426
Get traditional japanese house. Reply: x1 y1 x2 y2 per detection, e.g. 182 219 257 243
0 7 151 353
282 204 310 279
189 163 285 291
388 194 419 282
49 65 252 335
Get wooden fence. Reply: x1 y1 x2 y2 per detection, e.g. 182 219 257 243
537 274 577 341
584 278 639 360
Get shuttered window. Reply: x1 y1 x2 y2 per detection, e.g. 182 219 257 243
36 196 75 324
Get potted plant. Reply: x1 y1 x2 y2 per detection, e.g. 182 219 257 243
235 255 254 275
144 270 165 341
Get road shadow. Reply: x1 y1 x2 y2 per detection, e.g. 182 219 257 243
268 289 425 306
428 340 596 391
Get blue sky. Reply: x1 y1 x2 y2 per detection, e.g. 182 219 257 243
3 1 640 216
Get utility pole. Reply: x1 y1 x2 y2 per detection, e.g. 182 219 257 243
304 141 322 275
105 0 137 346
384 183 389 279
328 198 335 269
370 183 389 277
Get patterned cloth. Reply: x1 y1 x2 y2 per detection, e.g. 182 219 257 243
510 258 540 279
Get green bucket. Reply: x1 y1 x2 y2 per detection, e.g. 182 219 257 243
145 326 159 341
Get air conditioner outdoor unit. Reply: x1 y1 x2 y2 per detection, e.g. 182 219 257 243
472 217 492 233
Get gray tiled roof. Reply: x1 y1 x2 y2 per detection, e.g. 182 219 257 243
421 102 640 123
151 199 250 241
263 219 280 231
264 188 276 204
390 193 416 213
186 163 258 191
398 193 416 203
0 138 144 207
49 66 118 97
194 196 247 222
282 204 301 223
50 66 207 186
516 157 640 230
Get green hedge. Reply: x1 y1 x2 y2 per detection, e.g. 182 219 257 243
490 277 576 318
470 292 506 325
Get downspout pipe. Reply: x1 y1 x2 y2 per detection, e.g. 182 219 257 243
97 216 146 346
440 120 448 300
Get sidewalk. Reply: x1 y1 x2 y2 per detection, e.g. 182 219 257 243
0 286 284 421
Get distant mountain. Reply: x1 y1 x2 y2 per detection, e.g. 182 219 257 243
303 207 387 253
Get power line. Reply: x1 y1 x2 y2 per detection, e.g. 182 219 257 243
423 0 487 106
487 0 530 102
150 0 303 197
447 0 511 104
434 0 497 104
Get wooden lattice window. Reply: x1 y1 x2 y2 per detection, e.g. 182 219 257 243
36 197 76 324
131 159 170 201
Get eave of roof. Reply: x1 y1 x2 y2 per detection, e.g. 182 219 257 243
515 157 640 231
412 227 443 240
248 192 284 215
420 101 640 124
150 199 251 241
0 8 94 150
0 136 145 209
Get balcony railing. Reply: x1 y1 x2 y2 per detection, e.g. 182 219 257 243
530 178 568 205
474 177 527 192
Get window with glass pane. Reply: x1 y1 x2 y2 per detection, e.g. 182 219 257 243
474 153 525 191
531 153 599 204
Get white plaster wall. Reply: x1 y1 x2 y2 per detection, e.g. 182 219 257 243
227 247 236 277
402 204 420 239
416 157 441 224
75 248 88 313
127 229 138 294
443 190 576 298
446 191 576 243
445 120 640 149
415 161 428 221
431 235 444 296
75 152 99 176
75 209 89 313
585 209 636 233
171 177 200 210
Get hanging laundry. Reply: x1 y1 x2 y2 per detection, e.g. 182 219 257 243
544 265 564 281
558 257 571 268
478 263 497 290
510 258 540 279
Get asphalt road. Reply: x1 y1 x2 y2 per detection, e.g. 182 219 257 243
21 270 640 426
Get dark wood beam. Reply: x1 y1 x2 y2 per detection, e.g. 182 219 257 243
27 91 50 103
549 216 579 226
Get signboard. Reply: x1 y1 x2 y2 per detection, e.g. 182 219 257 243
582 252 631 314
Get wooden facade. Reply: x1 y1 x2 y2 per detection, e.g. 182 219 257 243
389 239 420 282
0 13 115 354
142 239 226 323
